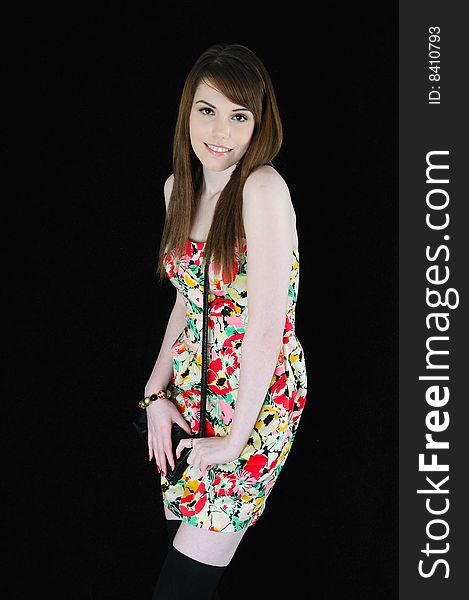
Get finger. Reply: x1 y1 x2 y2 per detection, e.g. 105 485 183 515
176 439 191 459
177 417 192 435
164 440 175 471
200 461 213 477
148 436 156 463
156 437 166 475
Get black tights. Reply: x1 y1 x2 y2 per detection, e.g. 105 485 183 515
152 519 225 600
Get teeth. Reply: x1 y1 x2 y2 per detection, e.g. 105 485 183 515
207 144 231 153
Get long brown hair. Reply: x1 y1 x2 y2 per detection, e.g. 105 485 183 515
156 42 283 282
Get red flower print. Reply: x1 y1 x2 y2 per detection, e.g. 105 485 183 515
281 392 295 411
287 389 298 416
210 297 237 317
296 392 307 411
244 454 268 478
223 333 244 351
218 346 240 377
165 257 175 279
283 315 293 344
210 356 222 372
214 473 236 496
171 341 186 358
233 469 258 497
289 392 307 424
173 387 200 407
208 356 233 395
270 372 288 406
204 420 216 437
180 482 208 518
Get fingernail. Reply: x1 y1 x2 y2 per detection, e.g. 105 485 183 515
157 466 160 473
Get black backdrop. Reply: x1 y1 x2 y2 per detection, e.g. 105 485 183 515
12 4 397 599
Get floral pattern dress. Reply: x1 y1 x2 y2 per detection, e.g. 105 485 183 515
161 238 308 532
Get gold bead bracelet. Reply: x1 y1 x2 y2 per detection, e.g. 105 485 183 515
138 389 171 409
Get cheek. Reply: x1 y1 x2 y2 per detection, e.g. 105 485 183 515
239 125 255 149
189 115 203 143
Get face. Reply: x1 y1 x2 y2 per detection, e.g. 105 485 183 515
189 81 256 172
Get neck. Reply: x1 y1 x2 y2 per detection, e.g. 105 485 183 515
201 163 237 197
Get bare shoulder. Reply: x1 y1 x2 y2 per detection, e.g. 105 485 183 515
243 165 292 222
242 165 293 247
243 165 290 200
163 173 175 211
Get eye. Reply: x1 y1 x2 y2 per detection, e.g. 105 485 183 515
232 113 249 122
198 107 214 116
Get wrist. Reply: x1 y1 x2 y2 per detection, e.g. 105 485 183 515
227 431 249 456
139 389 172 409
144 379 172 397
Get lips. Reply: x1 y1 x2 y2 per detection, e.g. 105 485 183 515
204 143 233 155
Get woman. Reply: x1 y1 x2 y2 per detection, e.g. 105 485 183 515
144 42 308 599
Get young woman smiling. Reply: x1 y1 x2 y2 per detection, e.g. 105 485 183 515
143 42 308 599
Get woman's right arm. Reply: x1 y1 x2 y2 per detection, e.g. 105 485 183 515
144 291 187 396
145 291 192 474
145 174 192 474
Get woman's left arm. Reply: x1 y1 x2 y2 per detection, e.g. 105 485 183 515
175 167 295 471
228 167 294 455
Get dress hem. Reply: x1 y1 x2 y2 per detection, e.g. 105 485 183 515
161 498 260 533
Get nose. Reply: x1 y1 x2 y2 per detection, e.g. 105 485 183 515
212 116 230 140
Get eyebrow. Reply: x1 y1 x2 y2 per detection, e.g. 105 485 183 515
195 99 252 113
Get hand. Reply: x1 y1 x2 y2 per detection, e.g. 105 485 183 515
175 435 241 478
146 398 192 475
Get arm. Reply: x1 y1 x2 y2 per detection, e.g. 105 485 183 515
146 174 192 474
144 290 187 395
174 167 294 473
145 173 184 394
228 166 294 454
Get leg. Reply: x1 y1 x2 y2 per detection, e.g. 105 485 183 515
152 544 227 600
173 521 248 567
163 505 180 546
154 506 249 599
163 504 180 522
163 502 248 566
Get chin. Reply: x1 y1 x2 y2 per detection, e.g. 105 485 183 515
195 154 237 172
206 162 236 172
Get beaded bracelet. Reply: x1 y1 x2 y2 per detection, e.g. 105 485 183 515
138 389 171 409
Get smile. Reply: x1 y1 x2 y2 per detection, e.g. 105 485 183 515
204 143 233 155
